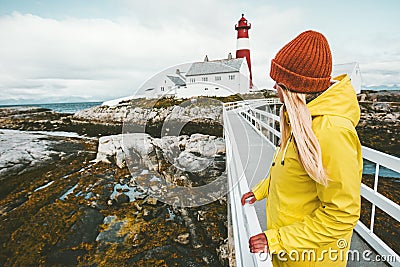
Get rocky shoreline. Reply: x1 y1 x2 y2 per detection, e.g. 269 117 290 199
0 91 399 265
0 130 229 266
357 90 400 157
0 98 230 266
0 97 224 138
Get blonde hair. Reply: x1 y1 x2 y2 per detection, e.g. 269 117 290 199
280 88 329 186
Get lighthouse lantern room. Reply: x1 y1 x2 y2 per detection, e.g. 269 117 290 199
235 14 253 88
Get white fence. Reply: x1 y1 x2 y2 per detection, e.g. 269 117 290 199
356 146 400 266
224 98 400 267
224 112 273 267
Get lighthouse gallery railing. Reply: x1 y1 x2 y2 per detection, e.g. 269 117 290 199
223 98 400 267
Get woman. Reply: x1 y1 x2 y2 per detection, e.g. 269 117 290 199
241 30 363 266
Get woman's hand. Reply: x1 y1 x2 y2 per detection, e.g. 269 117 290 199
241 191 256 205
249 232 269 253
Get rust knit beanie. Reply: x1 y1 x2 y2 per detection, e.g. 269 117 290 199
270 30 332 93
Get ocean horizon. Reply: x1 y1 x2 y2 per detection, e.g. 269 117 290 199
0 101 103 114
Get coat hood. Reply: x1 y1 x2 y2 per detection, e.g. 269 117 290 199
307 74 360 127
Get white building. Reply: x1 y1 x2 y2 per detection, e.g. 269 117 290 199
332 62 362 94
137 56 251 99
179 56 250 98
103 56 252 106
138 63 191 99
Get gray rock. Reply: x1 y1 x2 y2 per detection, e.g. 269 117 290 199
145 196 158 205
47 207 104 265
372 102 391 112
142 209 153 221
96 216 127 244
115 193 130 205
175 233 190 245
176 151 212 172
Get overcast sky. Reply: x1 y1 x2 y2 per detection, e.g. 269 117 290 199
0 0 399 104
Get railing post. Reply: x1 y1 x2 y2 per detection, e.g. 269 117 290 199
370 163 380 233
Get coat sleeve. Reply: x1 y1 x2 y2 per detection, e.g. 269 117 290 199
252 175 271 201
265 126 362 253
252 146 280 200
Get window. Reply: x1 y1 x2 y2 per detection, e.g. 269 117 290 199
161 86 165 91
228 75 236 80
215 87 219 90
189 78 195 83
202 77 208 82
215 76 221 81
205 88 208 90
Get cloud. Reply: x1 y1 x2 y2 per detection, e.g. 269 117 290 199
0 2 399 104
359 61 400 87
0 12 202 103
0 4 307 104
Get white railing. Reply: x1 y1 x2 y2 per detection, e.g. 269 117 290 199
355 147 400 266
224 98 400 267
224 112 272 267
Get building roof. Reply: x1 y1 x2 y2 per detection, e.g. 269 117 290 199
167 75 186 86
186 58 244 76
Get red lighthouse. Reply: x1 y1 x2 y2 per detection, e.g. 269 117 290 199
235 14 253 88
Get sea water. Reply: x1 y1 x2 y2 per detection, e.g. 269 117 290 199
363 159 400 178
0 101 102 114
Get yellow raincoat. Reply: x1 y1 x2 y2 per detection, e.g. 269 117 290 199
252 74 363 266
